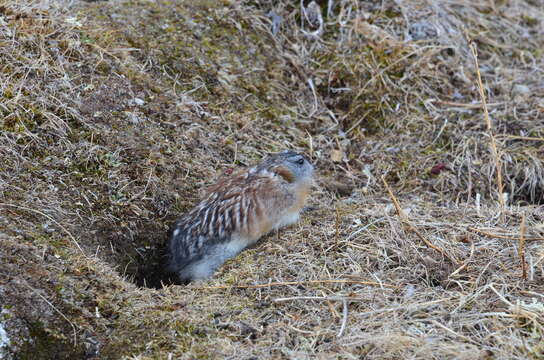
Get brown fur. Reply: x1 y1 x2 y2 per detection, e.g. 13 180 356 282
168 151 314 281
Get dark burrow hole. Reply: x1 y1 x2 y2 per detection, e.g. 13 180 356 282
94 220 183 289
510 186 544 205
502 166 544 205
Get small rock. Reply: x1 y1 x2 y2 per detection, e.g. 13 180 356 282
512 84 530 98
134 98 145 106
0 321 11 359
65 17 83 27
404 284 415 298
408 21 438 41
125 112 141 124
42 223 55 233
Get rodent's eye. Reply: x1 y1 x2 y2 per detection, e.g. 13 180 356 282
296 158 305 165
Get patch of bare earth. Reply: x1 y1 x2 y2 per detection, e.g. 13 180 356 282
1 0 543 359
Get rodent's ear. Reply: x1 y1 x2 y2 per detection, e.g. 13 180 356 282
274 166 295 183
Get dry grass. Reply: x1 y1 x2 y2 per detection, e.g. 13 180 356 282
1 0 543 359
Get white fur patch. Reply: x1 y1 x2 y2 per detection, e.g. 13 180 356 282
225 236 249 254
184 235 249 280
275 210 300 230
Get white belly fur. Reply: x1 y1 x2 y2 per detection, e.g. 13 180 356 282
274 209 301 230
184 236 249 280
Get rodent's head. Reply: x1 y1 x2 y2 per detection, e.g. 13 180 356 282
255 150 314 184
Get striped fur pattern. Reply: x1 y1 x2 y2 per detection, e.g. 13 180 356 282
168 151 314 281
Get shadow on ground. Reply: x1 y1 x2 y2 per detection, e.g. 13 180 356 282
94 220 180 289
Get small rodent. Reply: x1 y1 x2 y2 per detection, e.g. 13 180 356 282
167 150 314 282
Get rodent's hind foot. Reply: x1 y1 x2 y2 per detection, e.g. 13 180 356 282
177 259 218 282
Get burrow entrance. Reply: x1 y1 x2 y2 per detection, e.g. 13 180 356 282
93 218 181 289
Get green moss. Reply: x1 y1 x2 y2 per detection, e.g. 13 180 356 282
23 231 70 254
96 62 111 74
18 321 86 360
3 87 14 99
